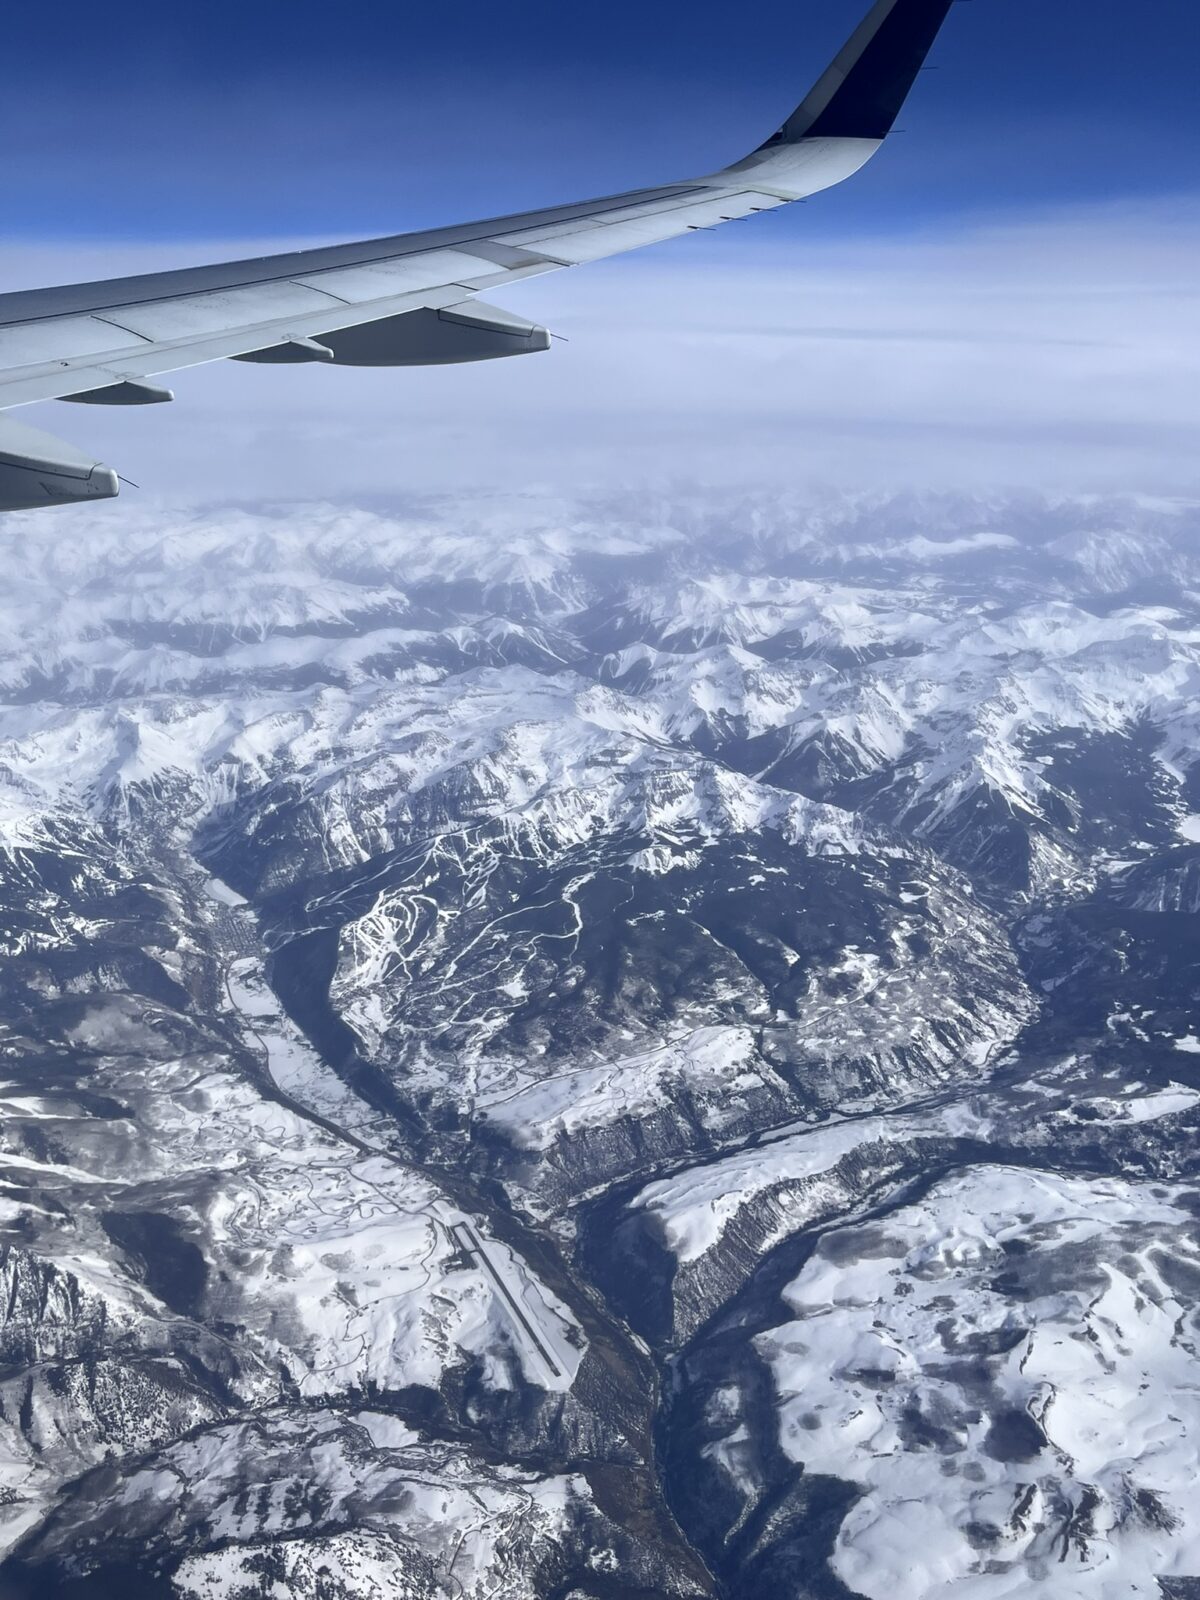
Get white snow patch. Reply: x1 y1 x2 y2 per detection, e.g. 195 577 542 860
203 877 247 907
757 1167 1200 1600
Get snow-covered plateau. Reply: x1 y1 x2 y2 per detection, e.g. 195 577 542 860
0 488 1196 1598
760 1166 1200 1599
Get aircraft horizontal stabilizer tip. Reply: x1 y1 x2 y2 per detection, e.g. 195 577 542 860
763 0 957 146
0 416 119 511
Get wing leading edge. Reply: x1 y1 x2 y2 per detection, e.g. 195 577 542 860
0 0 958 510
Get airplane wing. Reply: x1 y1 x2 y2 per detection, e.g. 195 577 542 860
0 0 957 511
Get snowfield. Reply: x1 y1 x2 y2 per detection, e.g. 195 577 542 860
0 489 1196 1596
758 1166 1200 1599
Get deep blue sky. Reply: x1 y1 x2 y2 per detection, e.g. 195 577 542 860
2 0 1196 252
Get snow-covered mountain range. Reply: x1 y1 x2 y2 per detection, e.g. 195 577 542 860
0 489 1196 1598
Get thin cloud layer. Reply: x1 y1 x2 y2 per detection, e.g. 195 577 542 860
4 195 1198 507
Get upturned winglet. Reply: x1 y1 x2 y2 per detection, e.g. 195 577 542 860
761 0 958 147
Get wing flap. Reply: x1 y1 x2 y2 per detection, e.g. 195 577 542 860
292 247 498 304
503 190 787 264
0 315 151 369
95 281 345 342
2 283 475 408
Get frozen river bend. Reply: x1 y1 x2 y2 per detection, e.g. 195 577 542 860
0 489 1196 1597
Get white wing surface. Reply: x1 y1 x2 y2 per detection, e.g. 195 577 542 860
0 0 957 509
